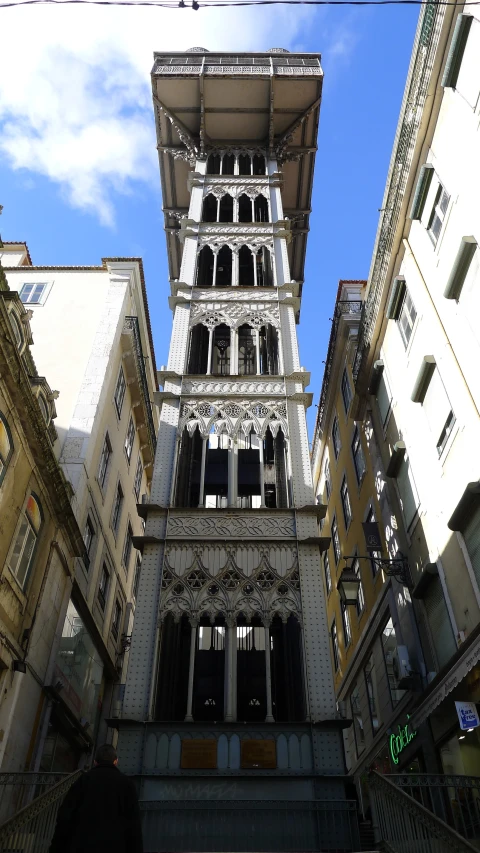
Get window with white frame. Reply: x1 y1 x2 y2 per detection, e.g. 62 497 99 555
98 563 110 610
340 476 352 528
397 289 417 349
122 522 133 569
352 426 366 483
422 365 456 457
352 555 365 616
341 600 351 646
124 416 136 463
331 620 339 671
9 493 43 588
112 600 122 639
332 416 341 459
114 368 126 418
133 455 143 501
341 368 352 414
331 517 341 565
323 552 332 596
111 482 124 536
19 283 50 305
427 183 450 246
98 433 112 490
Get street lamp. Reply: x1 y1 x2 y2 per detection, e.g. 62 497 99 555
337 565 361 606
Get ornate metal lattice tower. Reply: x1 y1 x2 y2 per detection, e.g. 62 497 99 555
117 48 352 852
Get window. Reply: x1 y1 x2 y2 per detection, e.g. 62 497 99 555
324 460 332 501
114 369 126 418
20 283 48 305
364 653 380 734
323 552 332 596
421 366 456 457
381 618 407 707
341 369 352 414
341 601 351 646
9 494 43 588
331 517 341 565
340 477 352 528
331 621 339 672
111 482 124 536
398 289 417 349
376 370 393 427
397 450 420 530
332 417 341 459
124 416 135 463
352 556 365 616
352 427 366 484
98 433 112 490
98 564 110 610
133 455 143 501
112 601 122 639
366 508 382 577
0 413 13 486
351 683 365 756
38 396 50 425
122 523 133 569
10 313 23 348
133 555 141 600
428 183 450 245
83 517 95 565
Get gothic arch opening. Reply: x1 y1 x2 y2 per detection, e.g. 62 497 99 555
222 153 235 175
238 324 256 375
219 194 234 223
238 246 254 286
238 154 251 176
204 427 229 509
186 323 209 374
237 616 266 721
270 614 305 722
215 246 232 287
211 324 231 375
264 426 289 509
253 154 266 175
238 194 252 223
175 425 203 507
259 324 279 375
194 618 226 720
154 612 190 720
256 247 273 287
206 153 220 175
254 195 269 223
196 246 214 287
202 194 217 222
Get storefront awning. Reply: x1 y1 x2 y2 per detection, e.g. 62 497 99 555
411 621 480 728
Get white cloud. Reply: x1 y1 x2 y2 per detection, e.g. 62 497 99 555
0 2 356 224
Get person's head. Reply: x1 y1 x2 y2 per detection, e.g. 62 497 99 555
94 743 118 767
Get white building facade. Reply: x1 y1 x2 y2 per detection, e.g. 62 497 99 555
116 49 355 852
1 248 158 771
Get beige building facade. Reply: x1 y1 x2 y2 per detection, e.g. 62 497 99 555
1 245 158 771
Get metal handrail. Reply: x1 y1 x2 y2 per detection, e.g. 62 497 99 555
369 770 479 852
0 769 82 850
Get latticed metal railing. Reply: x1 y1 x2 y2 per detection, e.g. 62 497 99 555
369 770 480 852
0 769 81 852
0 773 68 823
388 774 480 845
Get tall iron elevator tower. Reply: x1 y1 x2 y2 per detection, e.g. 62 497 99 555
117 47 355 852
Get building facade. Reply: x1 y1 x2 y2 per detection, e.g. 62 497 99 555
345 0 480 789
116 48 356 852
0 254 86 814
1 246 158 772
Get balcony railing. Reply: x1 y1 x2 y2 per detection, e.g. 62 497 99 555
123 316 157 458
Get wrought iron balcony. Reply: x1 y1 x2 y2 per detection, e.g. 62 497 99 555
122 316 157 459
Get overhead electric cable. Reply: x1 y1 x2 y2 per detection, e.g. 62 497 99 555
1 0 479 8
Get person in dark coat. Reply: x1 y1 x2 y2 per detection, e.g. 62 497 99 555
49 743 143 853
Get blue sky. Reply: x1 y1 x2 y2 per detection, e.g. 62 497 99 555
0 1 418 438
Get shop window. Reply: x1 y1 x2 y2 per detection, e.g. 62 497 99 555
114 368 126 417
196 246 214 287
9 493 43 588
381 618 407 707
351 683 365 756
0 412 13 486
352 426 366 483
364 653 381 735
202 193 217 222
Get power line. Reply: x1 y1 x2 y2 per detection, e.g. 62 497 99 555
1 0 479 7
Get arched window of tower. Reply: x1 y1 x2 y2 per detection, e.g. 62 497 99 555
238 153 252 176
254 194 269 223
256 247 273 287
196 245 214 287
253 154 266 175
186 323 209 374
238 246 254 286
215 246 232 286
219 194 234 223
238 194 253 224
206 153 220 175
221 153 235 175
202 193 217 222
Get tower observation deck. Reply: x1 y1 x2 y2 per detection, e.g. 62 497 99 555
116 48 356 852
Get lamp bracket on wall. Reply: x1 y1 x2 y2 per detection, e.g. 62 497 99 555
342 553 412 589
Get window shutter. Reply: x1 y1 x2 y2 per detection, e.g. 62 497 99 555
422 366 452 445
410 164 434 220
442 14 473 88
423 575 457 669
397 453 420 529
463 506 480 590
411 356 436 403
376 372 392 427
386 277 406 320
444 237 477 300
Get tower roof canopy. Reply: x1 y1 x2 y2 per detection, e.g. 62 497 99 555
152 50 323 287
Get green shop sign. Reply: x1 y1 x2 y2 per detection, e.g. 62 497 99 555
389 715 417 765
